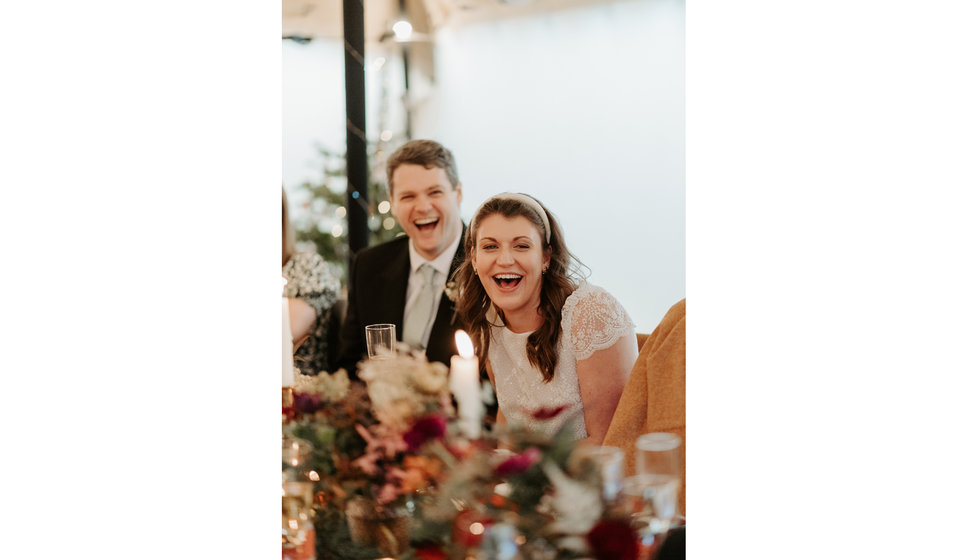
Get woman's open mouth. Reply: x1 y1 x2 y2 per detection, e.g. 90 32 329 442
493 273 523 289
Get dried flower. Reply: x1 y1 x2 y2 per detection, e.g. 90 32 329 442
355 348 452 430
293 369 350 402
412 361 450 394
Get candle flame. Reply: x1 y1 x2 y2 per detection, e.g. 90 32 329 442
455 330 474 359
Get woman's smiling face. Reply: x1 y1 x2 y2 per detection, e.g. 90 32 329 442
473 213 551 331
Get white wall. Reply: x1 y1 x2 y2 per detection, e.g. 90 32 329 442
416 0 685 331
282 0 685 332
282 39 346 191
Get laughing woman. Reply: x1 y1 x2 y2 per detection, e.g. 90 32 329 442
453 193 638 445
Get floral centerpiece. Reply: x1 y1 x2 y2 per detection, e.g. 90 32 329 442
417 411 642 560
283 346 457 557
282 347 643 560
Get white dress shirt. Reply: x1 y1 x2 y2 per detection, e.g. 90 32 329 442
403 227 463 349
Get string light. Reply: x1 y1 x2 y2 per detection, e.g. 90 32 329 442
393 20 413 41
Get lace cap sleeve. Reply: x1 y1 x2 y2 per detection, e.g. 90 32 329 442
561 283 636 361
282 251 340 313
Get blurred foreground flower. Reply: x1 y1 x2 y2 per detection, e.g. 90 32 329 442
404 414 448 451
587 519 640 560
293 392 322 414
493 447 541 476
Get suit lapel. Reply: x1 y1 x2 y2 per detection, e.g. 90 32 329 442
367 241 410 339
427 225 467 364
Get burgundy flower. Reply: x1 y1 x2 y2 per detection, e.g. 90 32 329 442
414 544 447 560
530 404 570 420
587 519 639 560
292 392 322 414
493 447 542 476
403 414 447 451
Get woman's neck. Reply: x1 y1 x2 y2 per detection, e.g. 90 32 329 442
504 307 544 334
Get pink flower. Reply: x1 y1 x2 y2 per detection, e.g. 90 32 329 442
351 449 382 476
403 414 447 451
587 519 639 560
352 424 408 477
377 482 400 504
494 447 542 476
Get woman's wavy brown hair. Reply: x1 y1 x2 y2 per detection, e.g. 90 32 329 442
451 194 587 382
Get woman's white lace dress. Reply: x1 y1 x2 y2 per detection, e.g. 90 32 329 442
489 282 636 439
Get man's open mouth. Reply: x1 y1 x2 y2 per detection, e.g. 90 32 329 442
414 217 439 233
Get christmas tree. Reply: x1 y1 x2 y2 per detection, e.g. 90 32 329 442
289 145 405 282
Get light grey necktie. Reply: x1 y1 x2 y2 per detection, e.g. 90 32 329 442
403 264 437 350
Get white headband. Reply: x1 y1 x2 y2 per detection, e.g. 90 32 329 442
476 193 551 244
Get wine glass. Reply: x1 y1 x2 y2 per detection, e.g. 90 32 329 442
625 432 682 537
365 323 396 359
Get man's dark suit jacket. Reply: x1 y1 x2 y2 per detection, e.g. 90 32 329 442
335 227 467 378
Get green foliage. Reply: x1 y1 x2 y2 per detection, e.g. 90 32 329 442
505 421 578 514
293 146 405 279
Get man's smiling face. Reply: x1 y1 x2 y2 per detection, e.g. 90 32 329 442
389 163 463 260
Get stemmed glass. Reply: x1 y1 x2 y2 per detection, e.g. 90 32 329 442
625 432 682 537
365 324 396 359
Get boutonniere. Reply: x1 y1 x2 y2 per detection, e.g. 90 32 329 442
444 280 458 303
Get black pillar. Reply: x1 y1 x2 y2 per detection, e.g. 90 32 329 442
343 0 369 280
399 0 412 139
401 44 412 139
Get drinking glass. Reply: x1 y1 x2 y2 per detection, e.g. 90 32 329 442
626 432 682 536
365 323 396 359
572 445 625 506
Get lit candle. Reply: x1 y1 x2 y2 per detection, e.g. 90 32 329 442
450 330 484 439
282 277 294 387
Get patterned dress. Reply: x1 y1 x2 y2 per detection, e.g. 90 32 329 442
282 251 341 376
488 282 636 439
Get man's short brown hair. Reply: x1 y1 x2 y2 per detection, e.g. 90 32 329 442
385 139 460 195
